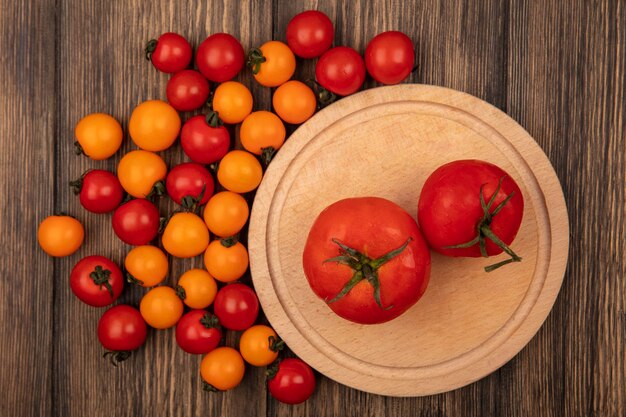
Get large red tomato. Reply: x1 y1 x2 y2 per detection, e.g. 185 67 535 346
302 197 430 324
195 33 245 83
315 46 366 96
180 115 230 164
112 199 160 246
165 162 214 206
70 255 124 307
365 31 414 84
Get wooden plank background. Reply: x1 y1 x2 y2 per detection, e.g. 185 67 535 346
0 0 623 416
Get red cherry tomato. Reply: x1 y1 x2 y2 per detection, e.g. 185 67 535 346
166 70 210 112
112 199 160 246
175 310 222 354
71 169 124 214
196 33 245 82
213 283 259 331
98 305 147 359
145 32 192 74
286 10 334 58
365 31 415 84
70 255 124 307
315 46 366 96
268 359 316 404
180 115 231 164
166 163 214 206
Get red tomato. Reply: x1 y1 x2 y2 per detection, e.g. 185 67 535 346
98 305 147 364
166 70 210 112
315 46 365 96
112 199 160 246
268 359 316 404
180 115 231 164
70 169 124 214
417 160 524 271
286 10 334 58
365 31 414 84
196 33 245 82
145 32 192 73
303 197 431 324
70 256 124 307
165 163 214 207
175 310 222 354
213 283 259 331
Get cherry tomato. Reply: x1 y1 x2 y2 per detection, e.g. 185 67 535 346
129 100 181 152
180 115 230 164
162 212 210 258
239 325 282 366
145 32 192 73
316 46 366 96
248 41 295 87
213 283 258 330
70 255 124 307
112 199 160 246
200 347 245 391
268 359 316 404
140 286 184 329
203 191 249 237
117 150 167 198
272 80 316 124
98 305 147 352
203 239 248 283
165 163 214 206
74 113 123 160
37 215 84 257
365 31 414 84
176 268 217 309
240 111 286 162
217 150 262 193
124 245 168 287
211 81 253 124
166 70 210 112
196 33 245 83
70 169 124 214
176 310 222 354
286 10 334 58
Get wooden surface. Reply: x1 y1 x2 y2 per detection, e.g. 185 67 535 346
0 0 623 415
249 84 570 396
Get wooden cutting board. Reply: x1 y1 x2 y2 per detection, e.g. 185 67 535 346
248 84 569 397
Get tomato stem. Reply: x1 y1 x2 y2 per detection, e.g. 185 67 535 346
89 265 114 298
200 312 220 329
268 335 285 352
74 141 85 156
246 48 266 74
205 110 223 127
125 272 144 286
145 39 157 61
175 285 187 300
202 381 219 392
181 184 207 213
146 180 166 201
261 147 276 167
220 236 238 248
103 350 131 366
266 360 280 380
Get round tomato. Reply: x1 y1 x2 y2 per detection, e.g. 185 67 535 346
98 305 147 364
176 268 217 309
272 80 316 124
180 115 230 164
117 150 167 198
365 31 414 85
200 347 245 391
268 358 316 404
211 81 253 124
316 46 365 96
129 100 181 152
286 10 334 58
70 255 124 307
37 215 84 257
112 199 160 246
165 163 214 207
203 191 249 237
74 113 123 160
239 325 283 366
248 41 295 87
203 239 248 283
162 212 210 258
213 283 258 330
176 310 222 354
140 286 184 329
145 32 192 73
417 160 524 271
124 245 168 287
70 169 124 214
217 150 262 193
196 33 245 82
240 111 286 163
166 70 210 112
303 197 431 324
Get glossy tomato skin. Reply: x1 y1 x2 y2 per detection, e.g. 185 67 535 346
166 70 210 112
175 310 222 354
315 47 366 96
148 32 192 73
165 163 214 206
365 31 414 84
74 113 123 160
286 10 334 58
417 160 524 257
213 283 259 331
37 215 84 257
180 115 230 164
98 305 147 351
268 359 316 404
70 255 124 307
76 170 124 213
112 199 160 246
303 197 431 324
196 33 245 82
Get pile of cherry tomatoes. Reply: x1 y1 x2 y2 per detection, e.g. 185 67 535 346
36 10 416 405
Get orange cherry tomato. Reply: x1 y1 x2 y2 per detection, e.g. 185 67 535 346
203 239 249 283
162 212 210 258
203 191 249 237
239 325 282 366
240 111 286 162
140 286 184 329
212 81 253 124
37 215 84 257
273 80 317 124
249 41 295 87
217 150 262 193
129 100 181 151
74 113 123 160
124 245 168 287
200 347 245 391
117 150 167 198
177 268 218 309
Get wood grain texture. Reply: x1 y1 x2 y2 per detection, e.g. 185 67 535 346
0 0 623 416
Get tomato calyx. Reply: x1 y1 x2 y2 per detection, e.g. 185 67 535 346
103 350 131 366
268 335 285 352
310 80 336 108
200 312 220 329
175 284 186 300
144 39 158 61
89 265 115 298
205 110 223 128
261 147 276 166
125 272 144 286
146 180 166 201
220 236 238 248
202 380 219 392
74 141 85 156
181 185 207 213
323 237 412 309
246 48 266 74
266 360 280 380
